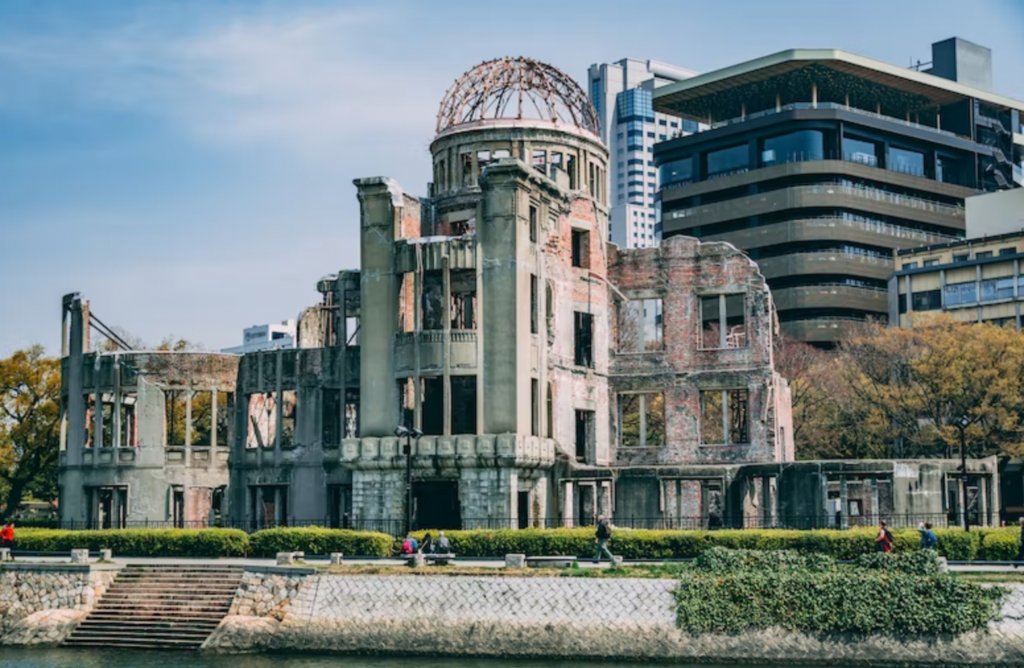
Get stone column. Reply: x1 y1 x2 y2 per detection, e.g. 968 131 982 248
355 178 402 437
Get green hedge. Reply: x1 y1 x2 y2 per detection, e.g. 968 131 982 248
248 527 393 558
407 527 1019 561
675 548 1005 635
12 528 249 557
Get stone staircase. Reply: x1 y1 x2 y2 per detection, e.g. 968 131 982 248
65 564 244 650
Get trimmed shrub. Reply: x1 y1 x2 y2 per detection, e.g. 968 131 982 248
12 528 249 557
249 527 392 558
693 547 837 574
674 568 1005 635
979 529 1021 561
853 549 941 576
933 528 981 560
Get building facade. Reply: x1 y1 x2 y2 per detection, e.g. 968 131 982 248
220 320 297 355
587 59 698 249
58 294 235 529
651 38 1024 345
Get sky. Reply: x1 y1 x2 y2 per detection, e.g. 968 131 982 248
1 0 1023 356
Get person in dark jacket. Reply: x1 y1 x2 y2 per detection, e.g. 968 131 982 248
594 517 615 563
419 532 434 554
918 522 938 550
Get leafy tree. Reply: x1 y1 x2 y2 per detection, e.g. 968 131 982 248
0 346 60 518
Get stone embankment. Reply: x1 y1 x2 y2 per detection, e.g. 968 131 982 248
0 564 119 646
202 566 312 653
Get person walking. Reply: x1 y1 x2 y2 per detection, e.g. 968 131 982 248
918 522 938 550
1015 517 1024 568
875 520 893 553
1 522 15 561
594 516 615 564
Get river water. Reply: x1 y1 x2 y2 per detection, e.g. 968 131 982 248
0 649 816 668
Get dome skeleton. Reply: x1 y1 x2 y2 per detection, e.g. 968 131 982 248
437 57 600 136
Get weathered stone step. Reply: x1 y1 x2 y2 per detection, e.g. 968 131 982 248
70 628 213 639
84 613 227 623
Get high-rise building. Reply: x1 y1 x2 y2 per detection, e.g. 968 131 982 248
588 59 698 249
652 38 1024 345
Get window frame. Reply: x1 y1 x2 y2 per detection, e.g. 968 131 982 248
699 293 747 350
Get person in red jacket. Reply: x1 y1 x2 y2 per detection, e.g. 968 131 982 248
1 522 15 561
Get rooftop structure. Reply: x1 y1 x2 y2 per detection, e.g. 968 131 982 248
220 320 296 355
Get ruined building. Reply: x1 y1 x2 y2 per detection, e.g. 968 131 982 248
228 57 793 531
58 57 1001 532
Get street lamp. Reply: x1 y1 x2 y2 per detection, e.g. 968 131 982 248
956 414 972 532
395 425 423 537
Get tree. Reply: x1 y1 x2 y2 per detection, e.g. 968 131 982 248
0 346 60 519
838 314 1024 458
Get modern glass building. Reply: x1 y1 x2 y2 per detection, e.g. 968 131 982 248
587 58 699 249
651 38 1024 345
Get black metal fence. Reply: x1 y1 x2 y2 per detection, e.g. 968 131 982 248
19 512 993 536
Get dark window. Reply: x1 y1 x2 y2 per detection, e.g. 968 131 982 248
976 251 993 260
574 312 594 368
953 254 970 263
889 147 925 177
271 331 286 340
529 205 538 243
843 136 878 166
422 377 443 436
761 130 824 165
706 144 748 176
530 275 539 335
215 391 232 447
903 262 918 270
172 488 184 529
451 376 477 435
898 293 907 314
571 229 590 268
546 383 553 439
323 389 342 446
659 157 692 186
911 290 941 311
923 259 940 267
999 247 1016 256
165 390 187 446
531 379 539 437
574 409 594 462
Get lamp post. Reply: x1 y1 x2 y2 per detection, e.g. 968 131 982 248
956 415 972 532
395 425 423 537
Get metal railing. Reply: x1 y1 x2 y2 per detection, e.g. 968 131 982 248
35 513 996 535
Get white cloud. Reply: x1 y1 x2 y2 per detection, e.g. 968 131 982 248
0 5 440 153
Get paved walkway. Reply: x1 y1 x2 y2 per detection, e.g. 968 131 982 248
8 554 1024 572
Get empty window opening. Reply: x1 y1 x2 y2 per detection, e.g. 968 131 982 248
398 378 416 430
574 409 594 462
422 271 445 331
477 150 494 173
328 484 353 529
572 229 590 268
619 298 663 352
83 394 95 448
323 389 342 447
567 154 577 189
345 316 361 346
588 162 596 195
119 393 137 448
422 377 444 436
172 487 185 529
345 389 359 438
247 393 277 449
434 159 446 191
165 390 187 446
574 311 594 368
532 149 546 174
700 389 750 445
250 485 288 530
546 383 553 439
619 393 665 447
398 272 415 333
100 397 113 448
550 151 563 172
530 274 539 335
215 391 233 447
531 379 539 437
493 148 511 160
461 153 473 186
450 270 477 330
280 391 297 447
191 390 213 446
700 294 746 349
529 204 538 243
451 376 477 435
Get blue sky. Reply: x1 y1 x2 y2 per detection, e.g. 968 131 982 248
1 0 1022 356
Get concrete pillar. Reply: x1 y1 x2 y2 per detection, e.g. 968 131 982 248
811 82 818 108
355 178 402 437
563 481 574 528
478 166 523 434
839 477 848 529
598 481 612 520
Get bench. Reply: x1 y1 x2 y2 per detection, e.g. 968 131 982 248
526 556 577 569
405 553 456 567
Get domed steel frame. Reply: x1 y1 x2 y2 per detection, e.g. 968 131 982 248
436 57 600 136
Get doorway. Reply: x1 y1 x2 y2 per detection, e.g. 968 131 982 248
518 491 530 529
413 481 461 530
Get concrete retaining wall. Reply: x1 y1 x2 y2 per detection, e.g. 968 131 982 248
214 573 1024 665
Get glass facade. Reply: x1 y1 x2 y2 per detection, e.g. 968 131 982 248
761 130 825 165
943 282 977 306
616 89 654 123
889 147 925 177
706 144 749 177
659 157 693 186
842 136 878 166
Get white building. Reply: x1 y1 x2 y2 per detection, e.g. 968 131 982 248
221 320 296 355
587 58 698 249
